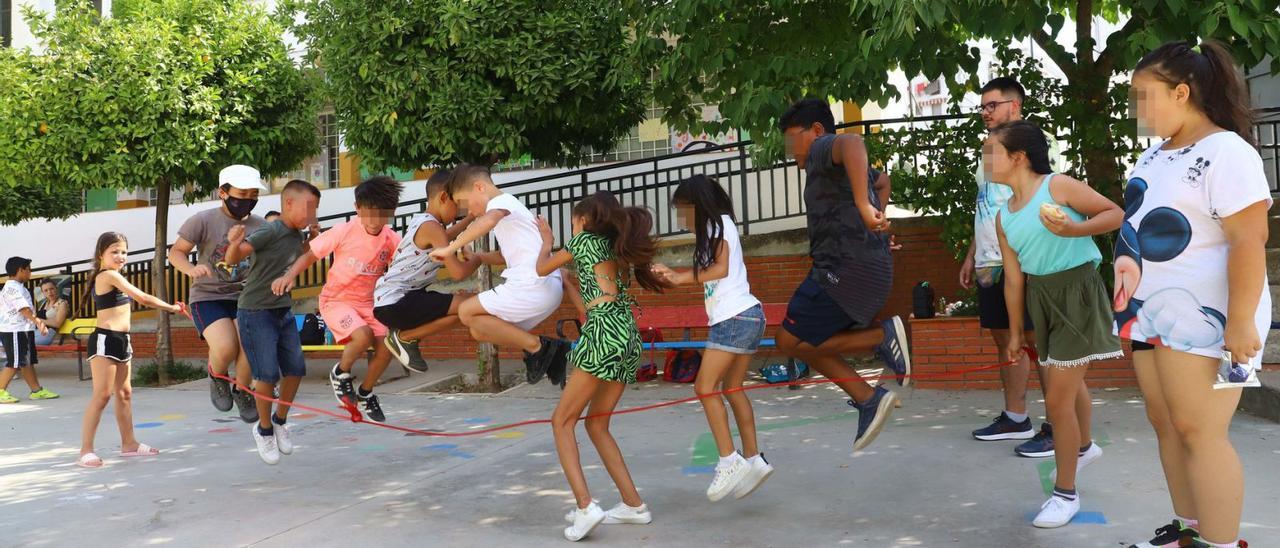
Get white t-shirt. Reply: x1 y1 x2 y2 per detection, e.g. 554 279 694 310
374 213 444 307
488 193 548 283
1115 131 1272 369
974 130 1065 267
703 215 761 325
0 280 36 332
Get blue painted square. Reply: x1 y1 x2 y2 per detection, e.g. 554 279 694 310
682 465 714 476
1023 510 1107 525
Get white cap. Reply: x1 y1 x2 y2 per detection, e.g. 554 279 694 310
219 165 266 191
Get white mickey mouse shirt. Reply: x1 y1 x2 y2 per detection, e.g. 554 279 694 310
1114 131 1272 369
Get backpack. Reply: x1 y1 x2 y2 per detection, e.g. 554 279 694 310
760 361 810 384
299 313 326 345
662 349 701 383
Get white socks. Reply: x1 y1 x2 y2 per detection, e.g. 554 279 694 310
1005 410 1028 423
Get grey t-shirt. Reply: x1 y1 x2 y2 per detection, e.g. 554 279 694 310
803 134 890 271
238 220 304 311
177 207 265 303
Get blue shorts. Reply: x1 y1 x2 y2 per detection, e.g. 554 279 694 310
191 300 238 337
236 307 306 384
706 304 766 354
782 276 860 347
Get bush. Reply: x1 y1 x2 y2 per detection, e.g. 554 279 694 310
943 290 980 318
133 360 206 387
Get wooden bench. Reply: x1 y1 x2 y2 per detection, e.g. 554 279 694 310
32 318 98 381
557 303 802 385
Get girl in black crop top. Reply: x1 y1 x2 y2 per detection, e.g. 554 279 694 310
77 232 190 469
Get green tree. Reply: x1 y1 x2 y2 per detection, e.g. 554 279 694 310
290 0 646 390
1 0 318 381
636 0 1280 240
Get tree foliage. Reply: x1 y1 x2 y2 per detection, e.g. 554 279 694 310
287 0 646 168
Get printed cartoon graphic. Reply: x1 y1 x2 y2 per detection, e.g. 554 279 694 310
1114 177 1227 350
210 239 252 283
1182 157 1210 188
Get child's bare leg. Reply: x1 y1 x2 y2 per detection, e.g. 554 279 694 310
458 297 540 352
1076 379 1093 445
0 367 15 390
694 350 738 457
112 360 140 451
723 354 760 457
276 375 303 419
1044 365 1090 491
80 358 116 456
19 365 41 391
361 339 394 393
552 369 602 508
338 327 374 374
585 378 642 507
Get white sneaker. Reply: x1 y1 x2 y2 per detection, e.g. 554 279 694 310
706 452 749 502
563 501 606 542
252 426 280 465
733 453 775 499
274 422 293 455
1032 495 1080 528
566 502 652 525
1050 442 1103 482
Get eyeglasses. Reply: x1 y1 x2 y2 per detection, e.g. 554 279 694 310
978 100 1015 113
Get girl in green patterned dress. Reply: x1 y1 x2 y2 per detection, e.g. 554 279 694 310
536 191 669 542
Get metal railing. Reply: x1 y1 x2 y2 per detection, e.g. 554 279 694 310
25 110 1280 315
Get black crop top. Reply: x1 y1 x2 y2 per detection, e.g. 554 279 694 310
94 287 133 310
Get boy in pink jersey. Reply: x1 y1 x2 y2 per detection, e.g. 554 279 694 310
273 176 402 422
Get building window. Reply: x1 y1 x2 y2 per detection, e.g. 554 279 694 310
320 114 340 188
2 0 12 48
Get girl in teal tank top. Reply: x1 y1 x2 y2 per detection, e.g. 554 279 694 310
987 121 1124 530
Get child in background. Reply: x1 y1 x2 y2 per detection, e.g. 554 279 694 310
274 176 402 423
0 257 60 404
224 179 321 465
376 169 485 371
78 233 189 468
652 175 773 502
988 120 1123 528
535 191 667 542
428 164 570 384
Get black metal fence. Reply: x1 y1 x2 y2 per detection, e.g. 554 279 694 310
25 110 1280 316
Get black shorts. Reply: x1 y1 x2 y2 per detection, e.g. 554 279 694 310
782 276 860 347
87 328 133 363
976 273 1034 331
373 290 454 331
1130 340 1155 352
1 331 37 368
191 299 238 337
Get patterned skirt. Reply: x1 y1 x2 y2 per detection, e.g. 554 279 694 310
571 302 642 384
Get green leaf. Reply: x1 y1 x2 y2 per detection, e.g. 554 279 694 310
1227 4 1249 36
1047 13 1065 36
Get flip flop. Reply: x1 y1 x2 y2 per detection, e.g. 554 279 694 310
119 443 160 457
77 453 104 468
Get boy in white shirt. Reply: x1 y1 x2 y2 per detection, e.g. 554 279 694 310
429 165 569 384
0 257 60 403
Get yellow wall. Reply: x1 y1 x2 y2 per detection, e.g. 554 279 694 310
339 152 362 187
837 101 864 134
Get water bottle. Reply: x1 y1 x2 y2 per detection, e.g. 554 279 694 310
912 281 935 319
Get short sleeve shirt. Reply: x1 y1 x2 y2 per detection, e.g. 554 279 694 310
0 280 36 332
309 220 400 308
803 134 889 271
238 220 305 310
177 208 265 303
488 193 544 282
1115 132 1273 368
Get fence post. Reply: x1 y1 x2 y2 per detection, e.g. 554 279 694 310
738 145 750 235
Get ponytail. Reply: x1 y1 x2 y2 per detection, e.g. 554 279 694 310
990 120 1053 175
1136 40 1256 148
571 191 668 293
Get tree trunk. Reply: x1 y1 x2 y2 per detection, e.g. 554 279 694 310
153 180 174 384
476 236 501 392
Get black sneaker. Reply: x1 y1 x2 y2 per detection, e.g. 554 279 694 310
1015 423 1056 458
546 340 571 388
1127 519 1198 547
359 393 386 423
329 364 358 407
972 412 1035 441
523 336 557 385
210 376 234 412
850 386 899 451
233 387 259 424
385 329 430 373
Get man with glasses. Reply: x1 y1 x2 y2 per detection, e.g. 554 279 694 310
963 77 1065 459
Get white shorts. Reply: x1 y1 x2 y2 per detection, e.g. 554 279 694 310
477 275 563 331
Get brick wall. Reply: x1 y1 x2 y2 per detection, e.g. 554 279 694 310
910 316 1138 389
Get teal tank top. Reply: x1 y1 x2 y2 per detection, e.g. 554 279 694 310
998 174 1102 276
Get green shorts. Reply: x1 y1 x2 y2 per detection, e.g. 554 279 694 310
1026 263 1123 368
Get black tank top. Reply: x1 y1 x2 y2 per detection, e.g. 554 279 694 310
94 287 133 310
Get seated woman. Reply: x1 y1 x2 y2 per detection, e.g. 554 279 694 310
33 280 69 346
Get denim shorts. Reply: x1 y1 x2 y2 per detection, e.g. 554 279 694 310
236 307 306 384
706 304 766 354
191 299 238 337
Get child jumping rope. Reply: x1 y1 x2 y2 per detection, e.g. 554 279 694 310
535 191 667 542
1120 41 1270 548
652 175 773 501
988 120 1123 528
78 232 189 468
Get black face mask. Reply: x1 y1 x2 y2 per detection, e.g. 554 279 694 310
224 196 258 220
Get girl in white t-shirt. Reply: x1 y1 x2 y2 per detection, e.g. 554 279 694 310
1120 40 1270 548
653 175 774 503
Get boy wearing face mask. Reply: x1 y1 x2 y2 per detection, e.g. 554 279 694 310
170 165 267 423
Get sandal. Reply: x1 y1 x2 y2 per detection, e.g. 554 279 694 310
77 453 104 468
119 443 160 457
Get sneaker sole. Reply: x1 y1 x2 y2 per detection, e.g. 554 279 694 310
1015 448 1056 458
565 513 652 525
565 514 605 541
853 390 899 451
733 466 775 499
973 429 1036 441
707 469 749 502
889 316 913 387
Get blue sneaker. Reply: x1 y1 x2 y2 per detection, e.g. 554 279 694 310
972 412 1035 441
876 316 912 387
1015 423 1055 458
850 386 899 451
